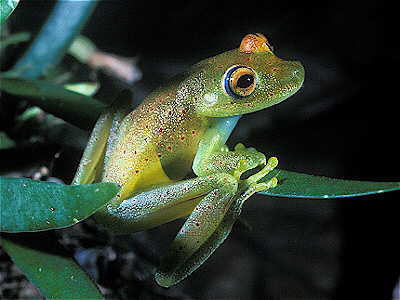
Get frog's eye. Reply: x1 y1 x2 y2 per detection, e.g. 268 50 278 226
224 66 256 98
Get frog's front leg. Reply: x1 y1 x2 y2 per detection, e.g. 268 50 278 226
193 127 269 177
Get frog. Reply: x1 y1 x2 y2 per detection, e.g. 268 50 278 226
72 33 305 287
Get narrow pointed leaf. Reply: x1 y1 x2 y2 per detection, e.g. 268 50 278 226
64 82 100 96
0 31 30 51
0 131 16 149
0 232 103 299
259 169 400 198
0 177 119 232
0 0 20 26
0 76 105 130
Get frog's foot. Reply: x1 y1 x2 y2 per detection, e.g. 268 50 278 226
238 156 278 201
233 143 267 164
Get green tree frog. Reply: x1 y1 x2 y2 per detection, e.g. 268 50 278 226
73 33 304 287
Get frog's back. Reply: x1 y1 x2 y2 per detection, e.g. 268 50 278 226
103 77 207 200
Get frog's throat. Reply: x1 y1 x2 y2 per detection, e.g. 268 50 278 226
206 114 242 145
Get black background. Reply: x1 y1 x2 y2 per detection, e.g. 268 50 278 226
3 0 399 299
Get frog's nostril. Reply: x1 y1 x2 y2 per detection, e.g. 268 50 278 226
290 61 305 83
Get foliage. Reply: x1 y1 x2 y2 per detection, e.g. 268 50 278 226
0 177 119 232
0 233 104 299
261 169 399 198
0 0 19 26
0 76 105 130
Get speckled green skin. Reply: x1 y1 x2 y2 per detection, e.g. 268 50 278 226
73 34 304 287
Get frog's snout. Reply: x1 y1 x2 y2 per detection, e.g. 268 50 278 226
263 59 304 104
291 61 305 79
287 60 305 90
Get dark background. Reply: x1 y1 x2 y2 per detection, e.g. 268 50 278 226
1 0 399 299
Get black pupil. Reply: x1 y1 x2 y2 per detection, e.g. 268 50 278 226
236 74 254 88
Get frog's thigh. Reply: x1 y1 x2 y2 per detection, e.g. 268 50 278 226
154 176 242 287
95 172 238 235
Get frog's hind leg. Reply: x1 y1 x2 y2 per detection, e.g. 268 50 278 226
94 172 239 235
72 112 114 185
72 98 130 185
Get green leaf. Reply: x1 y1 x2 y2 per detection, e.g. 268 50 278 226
259 169 400 198
0 31 30 51
0 232 103 299
64 82 100 96
0 0 19 26
0 76 106 130
68 35 98 63
0 131 16 149
0 177 119 232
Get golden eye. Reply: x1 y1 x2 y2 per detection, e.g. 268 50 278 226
224 66 256 98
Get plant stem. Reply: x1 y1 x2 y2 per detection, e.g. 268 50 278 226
11 0 97 79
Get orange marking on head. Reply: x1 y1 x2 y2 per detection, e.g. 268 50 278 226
239 33 274 54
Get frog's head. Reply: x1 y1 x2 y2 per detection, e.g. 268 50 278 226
195 33 304 117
